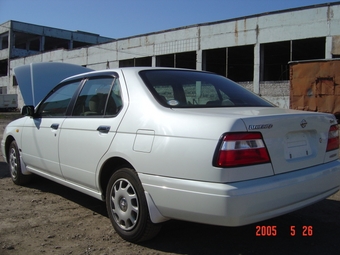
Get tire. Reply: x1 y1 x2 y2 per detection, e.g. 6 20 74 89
106 167 161 242
8 140 32 185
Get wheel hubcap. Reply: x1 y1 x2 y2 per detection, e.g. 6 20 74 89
110 178 139 231
9 147 18 179
119 197 128 212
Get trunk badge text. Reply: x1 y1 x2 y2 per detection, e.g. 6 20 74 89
248 124 273 130
300 119 307 128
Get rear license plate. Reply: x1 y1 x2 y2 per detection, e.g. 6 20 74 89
284 132 312 160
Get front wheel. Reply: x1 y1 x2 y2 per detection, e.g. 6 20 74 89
8 140 32 185
106 167 161 242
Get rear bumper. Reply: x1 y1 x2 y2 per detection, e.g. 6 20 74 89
139 160 340 226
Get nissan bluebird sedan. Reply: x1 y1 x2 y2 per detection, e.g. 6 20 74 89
2 63 340 242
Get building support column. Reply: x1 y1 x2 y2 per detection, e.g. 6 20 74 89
40 36 45 52
325 36 332 58
152 56 156 67
253 43 260 94
69 39 73 50
8 29 14 78
225 47 228 77
196 49 202 70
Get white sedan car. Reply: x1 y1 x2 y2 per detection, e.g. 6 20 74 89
2 63 340 242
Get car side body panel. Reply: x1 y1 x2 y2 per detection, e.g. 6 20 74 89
58 70 130 191
2 65 340 230
59 118 118 190
21 117 65 177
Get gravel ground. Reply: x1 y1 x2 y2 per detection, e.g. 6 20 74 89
1 113 340 255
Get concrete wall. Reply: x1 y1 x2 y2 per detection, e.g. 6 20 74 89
7 3 340 109
238 81 290 109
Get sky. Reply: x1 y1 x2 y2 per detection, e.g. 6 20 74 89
0 0 339 39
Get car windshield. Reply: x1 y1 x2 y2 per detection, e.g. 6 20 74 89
139 70 274 108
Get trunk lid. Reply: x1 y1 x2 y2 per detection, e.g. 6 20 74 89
174 107 338 175
240 109 337 174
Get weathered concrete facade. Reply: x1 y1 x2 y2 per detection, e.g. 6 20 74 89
0 20 113 103
2 3 340 108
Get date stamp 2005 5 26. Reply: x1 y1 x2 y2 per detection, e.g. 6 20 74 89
256 225 313 237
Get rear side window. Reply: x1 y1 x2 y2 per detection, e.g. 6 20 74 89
72 77 122 117
139 70 273 108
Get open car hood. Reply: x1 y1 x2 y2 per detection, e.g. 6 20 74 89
14 62 93 106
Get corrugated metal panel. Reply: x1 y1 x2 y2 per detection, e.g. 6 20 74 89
290 59 340 116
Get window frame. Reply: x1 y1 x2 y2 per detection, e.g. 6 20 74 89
35 79 83 118
139 69 274 109
34 71 121 118
71 75 123 118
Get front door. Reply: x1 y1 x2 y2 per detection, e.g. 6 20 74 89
21 81 80 178
58 76 125 190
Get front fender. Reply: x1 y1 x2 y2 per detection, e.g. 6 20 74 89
2 116 28 163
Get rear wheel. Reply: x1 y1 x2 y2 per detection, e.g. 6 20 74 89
106 167 161 242
8 140 32 185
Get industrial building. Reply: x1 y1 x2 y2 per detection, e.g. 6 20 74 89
1 2 340 109
0 20 113 94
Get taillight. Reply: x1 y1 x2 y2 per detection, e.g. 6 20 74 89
326 125 339 152
213 132 271 167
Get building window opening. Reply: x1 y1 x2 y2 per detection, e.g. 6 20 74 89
73 41 91 49
0 60 8 77
203 48 226 76
156 54 175 67
1 35 9 49
13 75 18 86
29 38 40 51
156 52 196 69
119 59 135 67
14 32 38 50
135 57 152 67
175 51 196 69
292 37 325 61
44 36 70 51
260 41 290 81
119 57 152 67
228 45 254 82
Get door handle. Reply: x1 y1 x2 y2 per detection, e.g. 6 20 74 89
50 123 59 130
97 125 111 133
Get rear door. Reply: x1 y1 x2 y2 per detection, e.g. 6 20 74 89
58 75 126 190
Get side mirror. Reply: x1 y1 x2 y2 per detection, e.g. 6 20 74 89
21 105 35 117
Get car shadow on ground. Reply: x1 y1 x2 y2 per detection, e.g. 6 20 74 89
26 177 340 254
27 175 109 217
0 162 107 217
142 204 340 254
0 162 10 178
1 161 340 254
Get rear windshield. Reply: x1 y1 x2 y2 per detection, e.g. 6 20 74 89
139 70 274 108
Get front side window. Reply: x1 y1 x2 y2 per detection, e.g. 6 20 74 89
72 77 122 117
38 81 80 117
140 70 274 108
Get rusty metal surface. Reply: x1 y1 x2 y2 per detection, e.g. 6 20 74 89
332 36 340 55
290 59 340 116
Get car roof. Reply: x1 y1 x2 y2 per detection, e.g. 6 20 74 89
15 62 208 106
60 66 203 83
